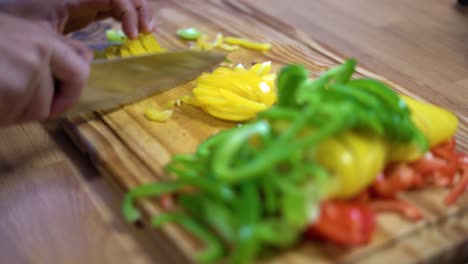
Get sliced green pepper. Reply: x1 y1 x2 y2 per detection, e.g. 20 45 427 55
177 27 202 40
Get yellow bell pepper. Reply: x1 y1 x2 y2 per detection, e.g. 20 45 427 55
318 95 459 199
402 95 458 148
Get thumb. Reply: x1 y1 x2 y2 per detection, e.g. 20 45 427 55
49 36 91 117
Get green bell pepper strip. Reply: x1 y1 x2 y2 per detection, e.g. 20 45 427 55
256 106 300 120
322 59 357 84
200 198 236 242
177 27 202 40
254 219 299 247
348 79 410 115
106 29 126 43
231 182 262 264
197 128 235 158
276 65 309 107
261 175 278 215
123 181 186 222
348 79 428 150
166 164 235 202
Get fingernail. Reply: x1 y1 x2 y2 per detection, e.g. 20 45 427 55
129 30 138 39
147 19 156 32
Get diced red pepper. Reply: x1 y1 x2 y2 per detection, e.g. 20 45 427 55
307 201 376 246
372 164 423 198
445 156 468 206
413 139 458 181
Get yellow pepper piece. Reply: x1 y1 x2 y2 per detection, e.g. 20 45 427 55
189 32 270 52
138 34 165 53
213 33 224 47
105 34 166 59
191 63 277 121
120 46 131 57
104 46 119 59
220 43 239 51
402 95 458 148
316 132 386 199
224 37 272 51
145 108 173 122
250 61 272 76
196 35 216 51
191 33 250 52
315 135 358 199
125 39 147 55
163 100 177 109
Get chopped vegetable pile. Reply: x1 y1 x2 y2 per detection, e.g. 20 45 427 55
176 27 272 52
123 59 466 264
103 29 273 123
190 61 277 121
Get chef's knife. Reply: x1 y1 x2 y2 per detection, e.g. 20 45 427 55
61 50 225 117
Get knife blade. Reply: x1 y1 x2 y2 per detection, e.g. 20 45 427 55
62 50 225 117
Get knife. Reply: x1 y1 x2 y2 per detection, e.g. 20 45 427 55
61 50 226 117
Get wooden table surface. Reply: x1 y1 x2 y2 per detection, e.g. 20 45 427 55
0 1 467 263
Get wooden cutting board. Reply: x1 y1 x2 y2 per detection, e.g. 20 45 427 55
64 0 468 263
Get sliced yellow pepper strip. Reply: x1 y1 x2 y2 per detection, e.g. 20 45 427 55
224 37 272 51
220 43 239 51
196 35 215 51
120 46 131 57
145 108 173 122
125 39 147 55
138 34 166 53
105 34 166 59
104 46 119 59
213 33 224 47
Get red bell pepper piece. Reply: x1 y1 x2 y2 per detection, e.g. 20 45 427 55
445 155 468 206
306 201 376 246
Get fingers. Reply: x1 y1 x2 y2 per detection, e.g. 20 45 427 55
133 0 155 33
19 65 55 122
49 36 91 117
112 0 138 39
65 0 155 37
109 0 155 38
62 37 94 62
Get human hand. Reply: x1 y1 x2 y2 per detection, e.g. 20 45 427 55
0 0 155 39
0 13 92 126
64 0 156 39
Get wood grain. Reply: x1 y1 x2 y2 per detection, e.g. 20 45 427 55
0 122 173 264
248 0 468 147
65 0 468 263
